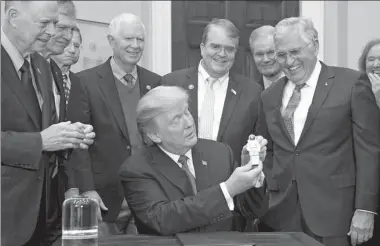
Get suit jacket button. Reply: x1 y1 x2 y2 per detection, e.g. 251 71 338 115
126 145 131 150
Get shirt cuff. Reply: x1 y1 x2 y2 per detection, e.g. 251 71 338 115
220 182 234 211
357 209 377 215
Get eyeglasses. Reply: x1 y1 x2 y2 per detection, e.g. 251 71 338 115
208 43 237 55
275 43 311 63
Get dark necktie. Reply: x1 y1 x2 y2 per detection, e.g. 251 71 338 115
62 74 70 106
178 155 197 195
20 59 41 111
282 83 306 143
123 74 134 88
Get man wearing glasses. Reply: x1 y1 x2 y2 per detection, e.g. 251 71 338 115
261 17 380 246
162 18 270 230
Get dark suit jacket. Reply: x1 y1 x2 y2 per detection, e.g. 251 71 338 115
261 62 380 237
1 48 54 245
162 67 270 165
119 139 262 236
66 58 162 221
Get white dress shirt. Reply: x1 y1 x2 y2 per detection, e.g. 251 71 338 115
198 60 229 140
1 27 43 108
158 146 234 210
281 61 322 145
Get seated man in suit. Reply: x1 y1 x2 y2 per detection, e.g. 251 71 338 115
249 25 284 90
119 85 267 236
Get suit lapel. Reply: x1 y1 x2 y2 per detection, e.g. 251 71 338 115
272 76 294 146
191 144 211 191
297 63 335 145
216 74 242 141
31 53 51 130
96 58 129 139
137 66 153 95
1 48 42 129
183 68 199 131
149 145 193 196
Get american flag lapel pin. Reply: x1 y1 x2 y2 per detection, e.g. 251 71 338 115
202 160 207 166
188 84 194 90
146 85 152 90
231 89 236 95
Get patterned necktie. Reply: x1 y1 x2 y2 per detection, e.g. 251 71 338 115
20 59 41 110
178 155 197 195
123 74 134 88
62 74 70 106
198 77 218 140
282 83 306 143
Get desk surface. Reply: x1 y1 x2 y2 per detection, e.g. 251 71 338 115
98 232 323 246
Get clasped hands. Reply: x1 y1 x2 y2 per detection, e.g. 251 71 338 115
41 121 95 152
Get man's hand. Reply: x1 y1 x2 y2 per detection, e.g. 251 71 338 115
41 121 95 151
64 188 80 200
241 135 268 166
82 190 108 222
368 73 380 91
225 161 263 198
347 210 375 246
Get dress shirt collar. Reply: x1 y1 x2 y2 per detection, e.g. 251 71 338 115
158 145 193 167
1 26 26 72
263 71 285 86
110 56 138 81
288 61 322 89
198 60 229 86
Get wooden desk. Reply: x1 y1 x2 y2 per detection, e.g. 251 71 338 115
98 232 323 246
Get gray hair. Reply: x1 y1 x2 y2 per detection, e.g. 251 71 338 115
249 25 275 49
201 18 239 45
57 0 76 17
108 13 146 37
136 86 189 145
274 17 318 44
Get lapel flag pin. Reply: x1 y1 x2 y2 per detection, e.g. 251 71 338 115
325 82 328 86
231 89 236 95
146 85 152 90
188 84 194 90
202 160 207 166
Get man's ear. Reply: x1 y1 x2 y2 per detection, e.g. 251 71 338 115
107 35 114 46
147 132 161 144
7 7 20 28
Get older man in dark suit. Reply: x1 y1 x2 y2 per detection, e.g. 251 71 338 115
261 17 380 246
66 13 162 236
119 86 267 235
52 27 83 107
1 1 94 246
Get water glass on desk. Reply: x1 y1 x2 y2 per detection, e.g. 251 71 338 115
62 192 99 246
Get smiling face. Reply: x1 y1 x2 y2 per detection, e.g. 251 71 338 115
46 9 77 55
10 1 58 53
251 35 281 78
200 25 238 78
366 44 380 75
150 101 197 155
274 27 319 85
108 21 145 68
